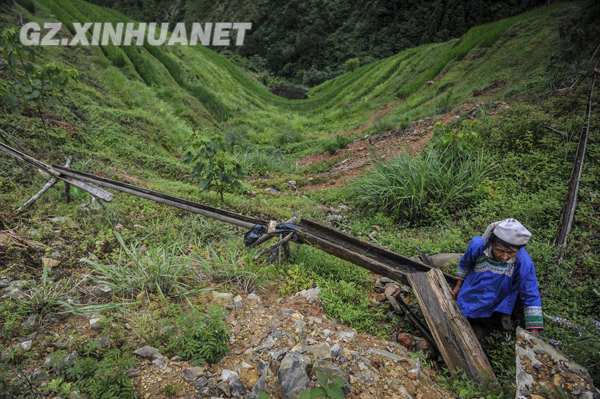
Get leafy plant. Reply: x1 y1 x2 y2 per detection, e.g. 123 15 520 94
0 27 78 150
432 119 480 160
299 370 345 399
52 341 139 399
166 307 230 365
184 130 245 201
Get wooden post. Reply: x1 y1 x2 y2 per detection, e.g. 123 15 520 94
407 269 497 383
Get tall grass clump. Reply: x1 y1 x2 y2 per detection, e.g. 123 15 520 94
235 149 296 176
83 232 202 300
349 149 495 223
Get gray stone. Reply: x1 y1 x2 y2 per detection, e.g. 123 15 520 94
94 284 112 297
267 321 283 330
407 357 421 379
212 291 234 301
294 320 306 333
278 358 311 399
322 329 334 337
89 317 103 330
98 337 109 347
366 348 409 362
0 278 8 289
218 381 231 396
280 307 295 316
197 387 212 396
292 287 321 302
233 295 243 303
152 358 167 370
191 377 208 388
229 378 247 396
50 251 62 260
32 369 47 383
268 349 286 361
428 253 463 268
21 315 36 329
221 369 238 382
252 362 267 396
337 330 357 341
133 345 162 361
357 370 377 385
21 341 32 350
247 293 262 302
182 367 203 382
255 336 276 352
241 361 253 369
398 386 413 399
330 344 343 358
305 343 331 360
52 351 78 374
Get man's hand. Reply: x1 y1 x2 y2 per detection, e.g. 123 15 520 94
451 280 463 300
529 329 540 338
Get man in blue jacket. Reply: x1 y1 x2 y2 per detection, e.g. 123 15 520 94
451 218 543 338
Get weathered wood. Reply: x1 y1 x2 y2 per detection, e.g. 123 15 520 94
17 157 73 212
407 269 496 382
64 156 73 202
414 246 434 267
253 232 294 261
0 143 112 201
554 56 600 253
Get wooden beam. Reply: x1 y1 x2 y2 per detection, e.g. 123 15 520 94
17 156 73 212
407 269 496 383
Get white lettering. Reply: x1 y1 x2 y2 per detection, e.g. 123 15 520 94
71 22 92 46
232 23 252 46
90 23 102 45
167 23 188 46
124 22 147 46
189 23 212 46
212 23 231 46
41 22 61 46
101 22 123 46
147 23 169 46
20 22 40 46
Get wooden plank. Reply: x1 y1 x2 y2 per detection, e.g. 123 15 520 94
407 269 496 383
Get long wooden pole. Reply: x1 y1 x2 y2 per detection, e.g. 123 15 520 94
17 156 73 212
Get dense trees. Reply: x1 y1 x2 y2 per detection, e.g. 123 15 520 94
89 0 542 85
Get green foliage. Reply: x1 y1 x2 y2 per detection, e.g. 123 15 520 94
432 119 480 160
15 0 36 14
184 130 245 201
345 58 359 73
349 148 495 223
52 341 139 399
236 149 297 176
83 231 203 300
435 89 455 114
299 370 346 399
323 135 352 155
0 28 79 113
165 307 230 365
7 265 73 318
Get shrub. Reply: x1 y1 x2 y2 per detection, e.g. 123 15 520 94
184 130 245 201
323 135 353 155
432 119 480 160
165 307 230 365
349 148 495 223
345 58 360 72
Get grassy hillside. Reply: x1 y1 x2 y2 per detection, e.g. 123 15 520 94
1 0 599 397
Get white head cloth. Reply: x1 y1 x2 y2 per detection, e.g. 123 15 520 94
482 218 531 246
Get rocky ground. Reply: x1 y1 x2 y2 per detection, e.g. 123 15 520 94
1 275 455 399
129 286 453 399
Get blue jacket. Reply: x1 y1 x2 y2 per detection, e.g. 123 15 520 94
456 236 544 329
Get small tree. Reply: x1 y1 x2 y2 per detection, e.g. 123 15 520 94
345 58 359 72
0 27 78 150
184 130 245 201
